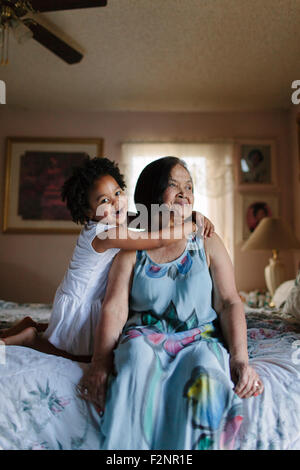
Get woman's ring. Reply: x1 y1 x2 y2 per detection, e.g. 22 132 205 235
83 387 89 396
254 381 259 389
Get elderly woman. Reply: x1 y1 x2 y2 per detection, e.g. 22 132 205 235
80 156 263 450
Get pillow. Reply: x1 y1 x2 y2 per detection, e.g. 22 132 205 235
272 280 295 308
282 270 300 321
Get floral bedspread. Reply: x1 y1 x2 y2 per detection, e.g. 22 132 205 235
239 306 300 449
0 301 300 450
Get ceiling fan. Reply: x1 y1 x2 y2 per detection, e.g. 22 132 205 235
0 0 107 65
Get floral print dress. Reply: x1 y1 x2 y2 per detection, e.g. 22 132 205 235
99 234 243 450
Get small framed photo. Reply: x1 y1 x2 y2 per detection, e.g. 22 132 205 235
236 192 280 242
3 137 103 233
235 140 277 190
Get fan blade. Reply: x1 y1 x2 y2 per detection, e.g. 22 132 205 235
29 1 107 12
23 18 83 64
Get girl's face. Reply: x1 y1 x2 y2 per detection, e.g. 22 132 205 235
162 164 194 220
88 174 128 225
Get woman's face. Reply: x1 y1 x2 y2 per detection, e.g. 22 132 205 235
162 164 194 220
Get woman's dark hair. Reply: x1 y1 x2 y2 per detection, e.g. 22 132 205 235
134 156 191 224
61 156 126 225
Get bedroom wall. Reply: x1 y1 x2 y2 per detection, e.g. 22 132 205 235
0 107 295 303
290 104 300 272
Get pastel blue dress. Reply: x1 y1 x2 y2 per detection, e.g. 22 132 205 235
99 234 243 450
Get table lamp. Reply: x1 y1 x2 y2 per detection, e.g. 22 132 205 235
241 217 300 299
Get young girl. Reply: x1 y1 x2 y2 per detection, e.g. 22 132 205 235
1 157 214 362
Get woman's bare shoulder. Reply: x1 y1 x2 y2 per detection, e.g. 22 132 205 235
112 249 137 271
204 232 225 250
203 232 228 266
114 248 136 261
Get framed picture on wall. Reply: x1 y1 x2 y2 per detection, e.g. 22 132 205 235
235 140 277 190
3 137 103 233
236 192 280 242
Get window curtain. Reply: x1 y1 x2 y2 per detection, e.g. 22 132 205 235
120 142 235 260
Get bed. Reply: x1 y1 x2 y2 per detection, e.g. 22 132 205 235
0 295 300 450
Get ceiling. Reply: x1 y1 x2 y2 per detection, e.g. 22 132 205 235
1 0 300 112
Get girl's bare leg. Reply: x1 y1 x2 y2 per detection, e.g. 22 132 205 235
1 327 38 346
0 316 48 338
1 327 91 363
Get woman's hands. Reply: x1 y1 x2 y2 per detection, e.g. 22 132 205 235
78 359 112 415
230 358 264 399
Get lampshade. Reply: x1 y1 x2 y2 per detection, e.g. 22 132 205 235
242 217 300 251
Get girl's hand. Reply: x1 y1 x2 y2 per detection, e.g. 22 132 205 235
203 216 215 238
230 358 264 399
193 212 215 238
78 360 111 415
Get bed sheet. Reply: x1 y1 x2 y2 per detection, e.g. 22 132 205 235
238 308 300 449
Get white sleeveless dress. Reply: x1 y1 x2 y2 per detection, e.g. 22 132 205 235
43 221 119 356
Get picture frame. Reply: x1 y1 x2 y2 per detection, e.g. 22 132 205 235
235 139 277 191
235 192 280 242
3 137 103 234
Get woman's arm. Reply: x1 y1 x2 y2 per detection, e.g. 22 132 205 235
93 249 135 363
79 249 136 412
205 233 264 399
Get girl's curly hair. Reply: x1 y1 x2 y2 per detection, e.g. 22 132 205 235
61 157 126 225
